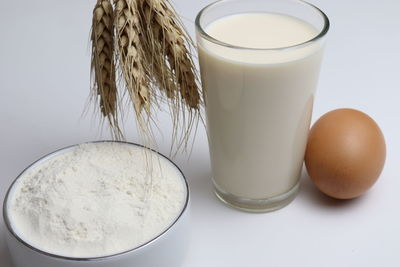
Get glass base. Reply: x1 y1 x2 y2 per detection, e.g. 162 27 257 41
213 181 300 213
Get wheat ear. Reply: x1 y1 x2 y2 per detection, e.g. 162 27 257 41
90 0 203 153
114 0 151 116
91 0 119 130
143 0 200 109
141 0 202 152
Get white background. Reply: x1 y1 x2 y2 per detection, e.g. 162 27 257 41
0 0 399 266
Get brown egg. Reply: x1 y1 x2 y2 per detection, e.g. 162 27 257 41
304 108 386 199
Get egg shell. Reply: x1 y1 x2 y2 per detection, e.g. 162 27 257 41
304 108 386 199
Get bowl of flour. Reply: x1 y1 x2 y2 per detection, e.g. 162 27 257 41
3 141 190 267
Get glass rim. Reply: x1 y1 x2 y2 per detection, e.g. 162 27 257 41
195 0 330 51
2 141 190 261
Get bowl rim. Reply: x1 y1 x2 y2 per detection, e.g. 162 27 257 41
2 140 190 261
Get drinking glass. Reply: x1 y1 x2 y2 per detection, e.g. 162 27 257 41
196 0 329 212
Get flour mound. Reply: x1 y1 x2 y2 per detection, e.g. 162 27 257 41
8 143 186 257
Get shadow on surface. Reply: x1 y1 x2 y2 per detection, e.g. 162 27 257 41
0 228 13 267
179 153 217 209
298 169 364 209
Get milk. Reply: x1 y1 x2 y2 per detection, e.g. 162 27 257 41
198 13 324 202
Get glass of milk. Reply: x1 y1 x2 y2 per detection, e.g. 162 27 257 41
196 0 329 212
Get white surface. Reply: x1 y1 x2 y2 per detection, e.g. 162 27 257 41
0 0 399 266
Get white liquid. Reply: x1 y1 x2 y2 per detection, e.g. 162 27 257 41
199 13 324 199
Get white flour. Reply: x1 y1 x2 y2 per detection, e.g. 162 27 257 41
7 142 186 257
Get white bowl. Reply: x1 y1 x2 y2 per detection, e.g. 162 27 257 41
2 141 190 267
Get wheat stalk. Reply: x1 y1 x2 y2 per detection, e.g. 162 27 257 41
91 0 119 130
